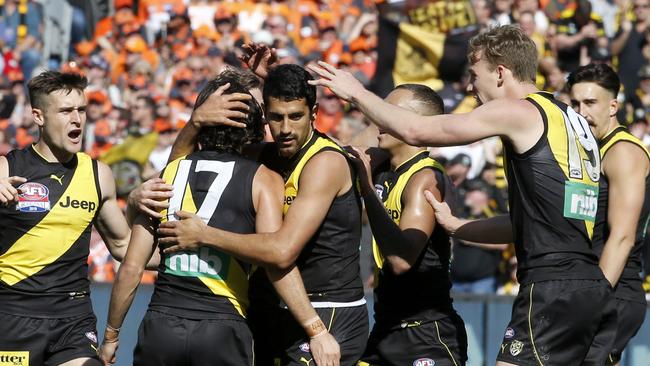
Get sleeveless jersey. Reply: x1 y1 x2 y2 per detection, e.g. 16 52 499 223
0 146 100 317
505 92 603 285
149 150 259 319
593 127 650 303
254 131 364 304
372 151 455 323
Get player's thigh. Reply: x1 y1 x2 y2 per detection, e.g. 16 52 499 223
57 357 101 366
188 318 254 366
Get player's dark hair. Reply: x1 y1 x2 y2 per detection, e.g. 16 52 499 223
395 84 445 115
566 63 620 98
263 64 316 110
27 71 88 111
194 71 264 154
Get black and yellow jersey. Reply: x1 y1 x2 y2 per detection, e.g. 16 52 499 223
506 92 603 285
0 146 101 317
593 127 650 303
257 131 364 303
372 151 454 323
148 150 259 319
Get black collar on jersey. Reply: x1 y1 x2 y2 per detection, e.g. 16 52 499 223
598 125 627 146
29 145 78 169
394 151 431 176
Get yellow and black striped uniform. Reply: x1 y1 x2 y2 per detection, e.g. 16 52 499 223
554 9 606 72
371 151 454 322
0 146 100 317
276 131 364 302
594 127 650 303
149 150 259 319
507 92 603 285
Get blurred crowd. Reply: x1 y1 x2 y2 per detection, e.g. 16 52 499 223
1 0 650 295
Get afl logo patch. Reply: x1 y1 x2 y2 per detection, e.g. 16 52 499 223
17 182 51 212
413 358 435 366
505 327 515 339
299 342 310 353
85 331 98 344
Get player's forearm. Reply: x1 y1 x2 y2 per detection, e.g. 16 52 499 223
363 192 421 274
267 265 327 336
168 121 199 163
105 236 130 262
599 233 635 287
453 215 513 243
200 226 296 270
106 262 144 331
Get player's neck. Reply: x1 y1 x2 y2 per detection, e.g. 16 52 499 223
507 81 538 100
390 146 425 170
33 140 75 164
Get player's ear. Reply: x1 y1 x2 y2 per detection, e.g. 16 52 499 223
496 65 506 87
311 103 319 122
32 108 45 127
609 98 618 117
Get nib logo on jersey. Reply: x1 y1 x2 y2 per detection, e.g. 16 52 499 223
563 181 598 221
0 352 29 366
16 182 50 212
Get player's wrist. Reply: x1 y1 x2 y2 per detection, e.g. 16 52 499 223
303 316 327 338
104 324 120 343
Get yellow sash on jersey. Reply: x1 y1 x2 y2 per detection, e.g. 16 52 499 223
283 132 345 215
0 153 99 285
600 127 650 161
372 152 444 270
160 156 250 317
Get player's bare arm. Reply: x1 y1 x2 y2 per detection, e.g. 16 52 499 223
0 156 26 205
168 84 250 162
308 62 541 153
599 142 649 287
425 191 513 243
99 214 157 365
94 161 131 261
253 165 340 366
159 150 352 270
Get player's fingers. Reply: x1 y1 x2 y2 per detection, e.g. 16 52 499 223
225 100 250 111
213 83 230 96
158 221 177 229
139 204 164 219
7 176 27 185
225 92 253 102
223 109 248 119
307 64 334 80
317 61 339 75
162 244 182 253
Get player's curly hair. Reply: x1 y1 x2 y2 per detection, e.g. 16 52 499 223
194 69 264 154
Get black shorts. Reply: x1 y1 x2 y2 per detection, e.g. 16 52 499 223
496 279 614 366
0 311 99 366
360 312 468 366
133 310 254 366
585 296 646 365
274 305 369 366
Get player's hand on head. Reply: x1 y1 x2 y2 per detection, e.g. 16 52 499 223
307 61 364 102
190 82 251 129
240 43 278 79
158 211 206 253
128 178 173 219
310 331 340 366
424 190 458 234
0 176 26 206
344 146 373 195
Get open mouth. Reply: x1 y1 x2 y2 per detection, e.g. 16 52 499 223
68 129 82 141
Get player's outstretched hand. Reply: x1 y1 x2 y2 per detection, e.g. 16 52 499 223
190 82 250 129
310 331 341 366
158 211 206 253
99 339 118 365
344 146 373 195
307 61 365 102
240 43 278 79
128 178 173 219
0 176 26 206
424 190 461 235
